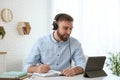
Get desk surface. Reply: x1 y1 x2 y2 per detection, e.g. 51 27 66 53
24 73 120 80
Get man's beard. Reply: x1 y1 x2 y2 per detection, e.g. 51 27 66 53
57 30 69 41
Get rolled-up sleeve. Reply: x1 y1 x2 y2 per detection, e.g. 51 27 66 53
23 41 41 72
73 47 86 70
71 39 86 70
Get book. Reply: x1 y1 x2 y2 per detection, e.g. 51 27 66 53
33 70 61 77
17 74 32 80
0 75 31 80
0 71 28 80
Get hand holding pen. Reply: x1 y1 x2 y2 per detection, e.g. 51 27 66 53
36 64 51 73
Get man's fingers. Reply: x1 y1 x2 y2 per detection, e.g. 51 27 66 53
61 68 70 75
36 64 51 73
61 68 75 76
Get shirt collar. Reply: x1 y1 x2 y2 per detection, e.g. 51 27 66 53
50 32 57 43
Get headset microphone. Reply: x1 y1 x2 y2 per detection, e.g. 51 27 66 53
69 38 72 68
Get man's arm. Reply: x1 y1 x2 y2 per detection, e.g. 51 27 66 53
27 64 51 73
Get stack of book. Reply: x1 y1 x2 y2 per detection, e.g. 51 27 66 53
0 71 31 80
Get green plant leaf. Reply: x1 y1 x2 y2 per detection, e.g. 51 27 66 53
106 52 120 76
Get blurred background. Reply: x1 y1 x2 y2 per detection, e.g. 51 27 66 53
0 0 120 71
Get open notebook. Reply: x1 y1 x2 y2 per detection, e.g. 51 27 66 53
33 70 61 77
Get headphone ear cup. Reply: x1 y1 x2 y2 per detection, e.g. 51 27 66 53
52 21 58 30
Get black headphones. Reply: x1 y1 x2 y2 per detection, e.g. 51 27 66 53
52 13 64 30
52 21 58 30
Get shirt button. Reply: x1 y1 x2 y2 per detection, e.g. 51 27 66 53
56 64 58 65
57 54 59 56
58 46 60 48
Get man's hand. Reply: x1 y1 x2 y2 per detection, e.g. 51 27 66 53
61 68 75 76
36 64 51 73
61 66 83 77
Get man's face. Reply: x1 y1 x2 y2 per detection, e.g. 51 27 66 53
56 21 73 41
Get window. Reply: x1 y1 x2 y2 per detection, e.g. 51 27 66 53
51 0 120 56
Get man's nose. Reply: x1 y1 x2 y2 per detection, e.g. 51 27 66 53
67 29 71 35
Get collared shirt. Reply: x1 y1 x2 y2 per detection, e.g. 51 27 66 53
23 32 86 72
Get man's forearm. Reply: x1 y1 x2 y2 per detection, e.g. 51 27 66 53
72 66 84 75
27 66 38 73
27 64 51 73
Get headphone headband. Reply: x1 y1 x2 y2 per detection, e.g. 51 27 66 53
54 13 64 21
52 13 73 30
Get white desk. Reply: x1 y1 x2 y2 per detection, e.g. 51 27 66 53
24 72 120 80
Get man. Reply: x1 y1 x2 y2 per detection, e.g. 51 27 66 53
23 13 86 76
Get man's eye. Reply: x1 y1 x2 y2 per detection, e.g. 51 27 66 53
63 27 73 30
65 28 68 30
70 28 73 30
63 27 68 30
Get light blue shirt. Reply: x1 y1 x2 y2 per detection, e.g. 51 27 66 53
23 32 86 72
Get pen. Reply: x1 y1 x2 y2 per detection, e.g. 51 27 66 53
39 61 44 64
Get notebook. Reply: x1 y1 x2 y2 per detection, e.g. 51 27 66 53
33 70 61 77
83 56 107 78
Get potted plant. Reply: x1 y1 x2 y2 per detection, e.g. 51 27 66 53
106 52 120 76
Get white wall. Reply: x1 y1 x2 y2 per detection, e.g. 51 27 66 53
0 0 51 71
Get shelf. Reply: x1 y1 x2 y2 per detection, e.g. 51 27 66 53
17 22 31 35
0 26 6 39
1 8 13 23
0 52 7 54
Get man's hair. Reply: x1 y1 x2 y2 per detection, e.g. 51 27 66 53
54 13 73 22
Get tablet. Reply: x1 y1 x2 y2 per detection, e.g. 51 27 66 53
83 56 107 78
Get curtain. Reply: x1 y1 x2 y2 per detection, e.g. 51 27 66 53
51 0 120 56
